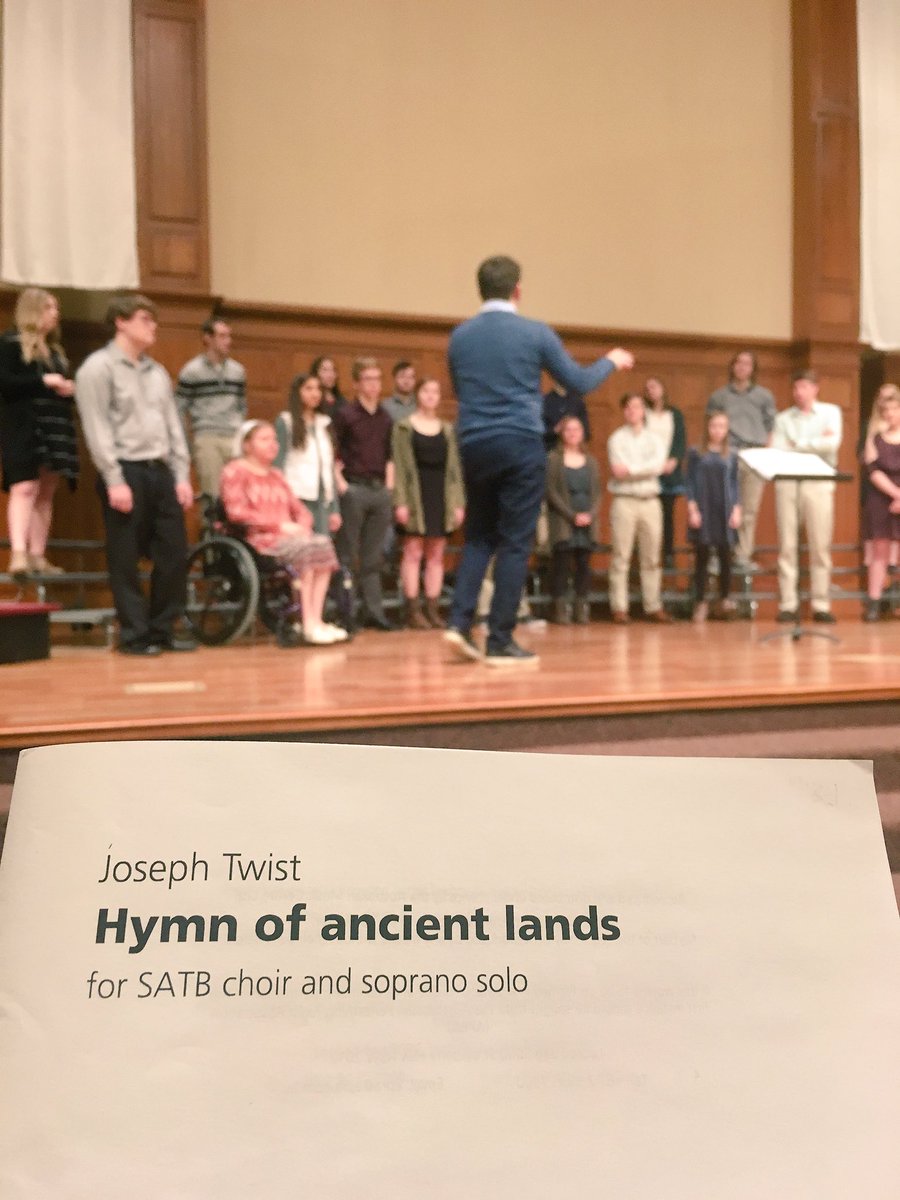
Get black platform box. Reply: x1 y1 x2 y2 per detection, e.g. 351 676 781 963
0 602 60 664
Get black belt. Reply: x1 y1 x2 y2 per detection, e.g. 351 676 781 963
120 458 169 469
345 474 384 487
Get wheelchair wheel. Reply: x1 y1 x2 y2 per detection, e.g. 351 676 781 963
256 563 297 635
184 537 259 645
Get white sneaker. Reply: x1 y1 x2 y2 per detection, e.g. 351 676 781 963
303 627 335 645
321 623 349 642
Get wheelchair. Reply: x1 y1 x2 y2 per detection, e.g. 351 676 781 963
183 498 353 647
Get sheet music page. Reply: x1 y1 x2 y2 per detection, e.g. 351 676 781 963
739 446 837 479
0 742 898 1199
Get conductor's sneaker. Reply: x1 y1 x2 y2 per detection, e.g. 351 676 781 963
777 609 799 623
444 626 483 662
812 610 837 624
484 639 539 667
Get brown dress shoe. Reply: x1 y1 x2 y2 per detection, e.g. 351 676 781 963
611 611 629 625
645 609 673 624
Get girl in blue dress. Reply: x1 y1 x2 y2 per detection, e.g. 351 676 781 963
686 411 741 622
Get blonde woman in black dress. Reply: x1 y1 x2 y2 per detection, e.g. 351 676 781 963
0 288 79 579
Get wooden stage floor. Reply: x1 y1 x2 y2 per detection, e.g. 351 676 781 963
2 617 900 748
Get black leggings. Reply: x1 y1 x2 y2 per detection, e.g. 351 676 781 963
550 546 592 598
693 543 731 601
661 493 679 561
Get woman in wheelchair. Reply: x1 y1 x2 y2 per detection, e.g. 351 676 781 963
220 421 347 645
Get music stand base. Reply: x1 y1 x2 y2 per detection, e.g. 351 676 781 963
758 619 840 646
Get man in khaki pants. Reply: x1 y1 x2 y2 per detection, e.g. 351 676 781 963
772 370 842 623
607 393 671 624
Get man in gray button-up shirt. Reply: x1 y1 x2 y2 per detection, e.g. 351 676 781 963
707 350 776 569
76 295 195 655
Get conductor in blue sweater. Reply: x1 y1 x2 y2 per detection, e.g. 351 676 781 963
445 255 634 665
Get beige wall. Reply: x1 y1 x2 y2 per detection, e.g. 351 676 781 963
207 0 792 338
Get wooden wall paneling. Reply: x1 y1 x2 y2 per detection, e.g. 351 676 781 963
213 301 800 559
48 319 117 549
0 292 15 329
882 356 900 388
0 295 860 603
132 0 209 294
0 290 866 610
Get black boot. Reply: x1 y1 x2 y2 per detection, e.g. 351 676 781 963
423 597 446 628
405 597 430 630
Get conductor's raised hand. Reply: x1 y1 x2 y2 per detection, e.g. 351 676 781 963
605 348 635 371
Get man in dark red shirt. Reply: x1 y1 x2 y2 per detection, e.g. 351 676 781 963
332 357 396 629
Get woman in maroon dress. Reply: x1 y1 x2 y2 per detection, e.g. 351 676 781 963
861 384 900 621
220 421 344 644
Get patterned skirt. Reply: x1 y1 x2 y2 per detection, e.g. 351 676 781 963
269 531 338 573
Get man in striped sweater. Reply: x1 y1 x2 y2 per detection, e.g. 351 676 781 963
176 318 247 498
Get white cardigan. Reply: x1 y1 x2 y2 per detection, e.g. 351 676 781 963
277 411 336 504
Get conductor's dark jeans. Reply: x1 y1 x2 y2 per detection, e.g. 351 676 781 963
449 433 546 651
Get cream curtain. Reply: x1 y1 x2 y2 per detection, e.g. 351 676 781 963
1 0 139 289
858 0 900 350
